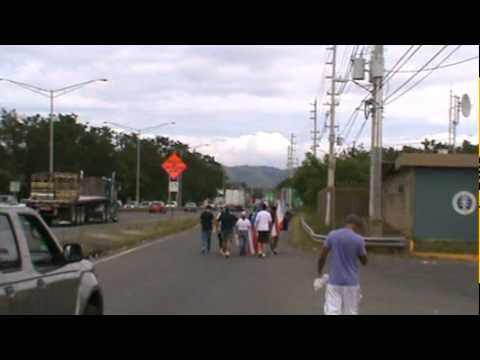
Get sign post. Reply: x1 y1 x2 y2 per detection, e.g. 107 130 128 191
9 181 20 201
162 152 188 212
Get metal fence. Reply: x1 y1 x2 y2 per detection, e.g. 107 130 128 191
300 217 407 248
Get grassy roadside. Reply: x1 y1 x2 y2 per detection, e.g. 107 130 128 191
60 217 199 258
289 215 323 254
413 240 476 255
294 209 477 257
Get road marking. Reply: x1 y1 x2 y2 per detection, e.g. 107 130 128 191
94 226 199 265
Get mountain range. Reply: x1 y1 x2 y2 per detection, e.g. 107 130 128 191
225 166 289 189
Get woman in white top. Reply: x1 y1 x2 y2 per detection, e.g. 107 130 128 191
254 203 273 258
235 212 252 256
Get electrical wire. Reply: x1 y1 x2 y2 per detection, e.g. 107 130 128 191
385 45 449 102
386 45 462 105
386 45 463 105
352 117 369 145
386 55 478 73
343 109 361 141
384 45 424 86
384 45 417 82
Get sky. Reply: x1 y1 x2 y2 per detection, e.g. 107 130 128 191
0 45 478 169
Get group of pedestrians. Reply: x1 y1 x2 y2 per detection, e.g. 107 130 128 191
199 202 292 259
200 200 369 315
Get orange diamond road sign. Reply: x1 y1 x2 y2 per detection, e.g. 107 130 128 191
162 152 187 179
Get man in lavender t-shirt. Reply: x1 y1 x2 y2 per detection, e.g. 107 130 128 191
317 214 368 315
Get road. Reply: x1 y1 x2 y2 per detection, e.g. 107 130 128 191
95 227 479 315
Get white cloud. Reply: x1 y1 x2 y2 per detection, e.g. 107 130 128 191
0 45 478 168
172 132 290 168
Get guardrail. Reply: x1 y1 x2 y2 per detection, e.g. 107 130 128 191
300 217 407 248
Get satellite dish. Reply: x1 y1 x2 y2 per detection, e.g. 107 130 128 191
461 94 471 118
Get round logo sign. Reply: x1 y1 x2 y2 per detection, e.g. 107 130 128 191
452 191 476 216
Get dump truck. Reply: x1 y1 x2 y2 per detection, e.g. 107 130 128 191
27 171 119 226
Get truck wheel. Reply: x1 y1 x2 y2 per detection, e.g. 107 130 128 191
82 303 102 315
79 208 86 225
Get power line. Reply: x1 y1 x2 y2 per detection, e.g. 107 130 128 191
384 45 423 83
352 117 369 145
384 45 416 82
386 45 462 105
340 92 370 137
385 45 449 102
386 55 478 73
343 109 362 142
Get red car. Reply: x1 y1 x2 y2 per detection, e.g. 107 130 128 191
149 202 166 213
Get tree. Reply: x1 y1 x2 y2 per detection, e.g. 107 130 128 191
0 108 225 205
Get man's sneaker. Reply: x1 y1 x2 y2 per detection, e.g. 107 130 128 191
261 253 266 259
272 250 278 255
225 251 230 258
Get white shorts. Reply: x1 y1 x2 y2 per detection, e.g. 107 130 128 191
324 284 362 315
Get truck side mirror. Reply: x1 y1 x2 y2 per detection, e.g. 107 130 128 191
63 243 84 263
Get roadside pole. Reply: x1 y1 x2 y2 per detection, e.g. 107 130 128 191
369 45 385 223
325 45 337 227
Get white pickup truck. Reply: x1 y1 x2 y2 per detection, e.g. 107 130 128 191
0 206 103 315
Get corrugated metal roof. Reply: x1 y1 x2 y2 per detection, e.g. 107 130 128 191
395 153 477 170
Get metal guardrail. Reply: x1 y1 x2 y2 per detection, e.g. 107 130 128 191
300 217 407 248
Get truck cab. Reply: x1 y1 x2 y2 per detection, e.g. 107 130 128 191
0 206 103 315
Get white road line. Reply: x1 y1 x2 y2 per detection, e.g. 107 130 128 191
94 226 199 265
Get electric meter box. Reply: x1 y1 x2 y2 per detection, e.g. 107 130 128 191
352 58 366 81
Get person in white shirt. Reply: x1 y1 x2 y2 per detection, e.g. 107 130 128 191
254 203 272 258
235 211 252 256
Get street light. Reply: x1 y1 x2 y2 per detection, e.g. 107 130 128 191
103 121 176 205
0 77 108 175
192 143 211 153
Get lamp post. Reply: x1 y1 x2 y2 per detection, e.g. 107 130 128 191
0 78 108 175
192 144 211 153
104 121 175 205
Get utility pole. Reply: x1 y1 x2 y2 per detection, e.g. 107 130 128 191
286 134 296 207
453 94 461 154
369 45 385 223
310 98 319 158
448 89 453 150
325 45 338 227
136 135 141 205
287 134 296 178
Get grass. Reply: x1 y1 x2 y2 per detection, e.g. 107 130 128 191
289 216 323 254
296 209 476 256
61 216 199 258
413 240 477 255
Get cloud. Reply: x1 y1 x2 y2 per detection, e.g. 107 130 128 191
0 45 477 169
173 132 290 168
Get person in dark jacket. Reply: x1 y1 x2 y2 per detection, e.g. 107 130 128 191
199 206 214 254
283 206 292 231
218 207 238 258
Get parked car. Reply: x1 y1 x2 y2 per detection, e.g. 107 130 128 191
184 202 198 212
149 202 166 214
0 206 103 315
0 195 18 206
124 202 138 209
138 201 150 209
165 201 177 209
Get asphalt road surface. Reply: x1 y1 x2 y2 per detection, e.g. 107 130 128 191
95 227 478 315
